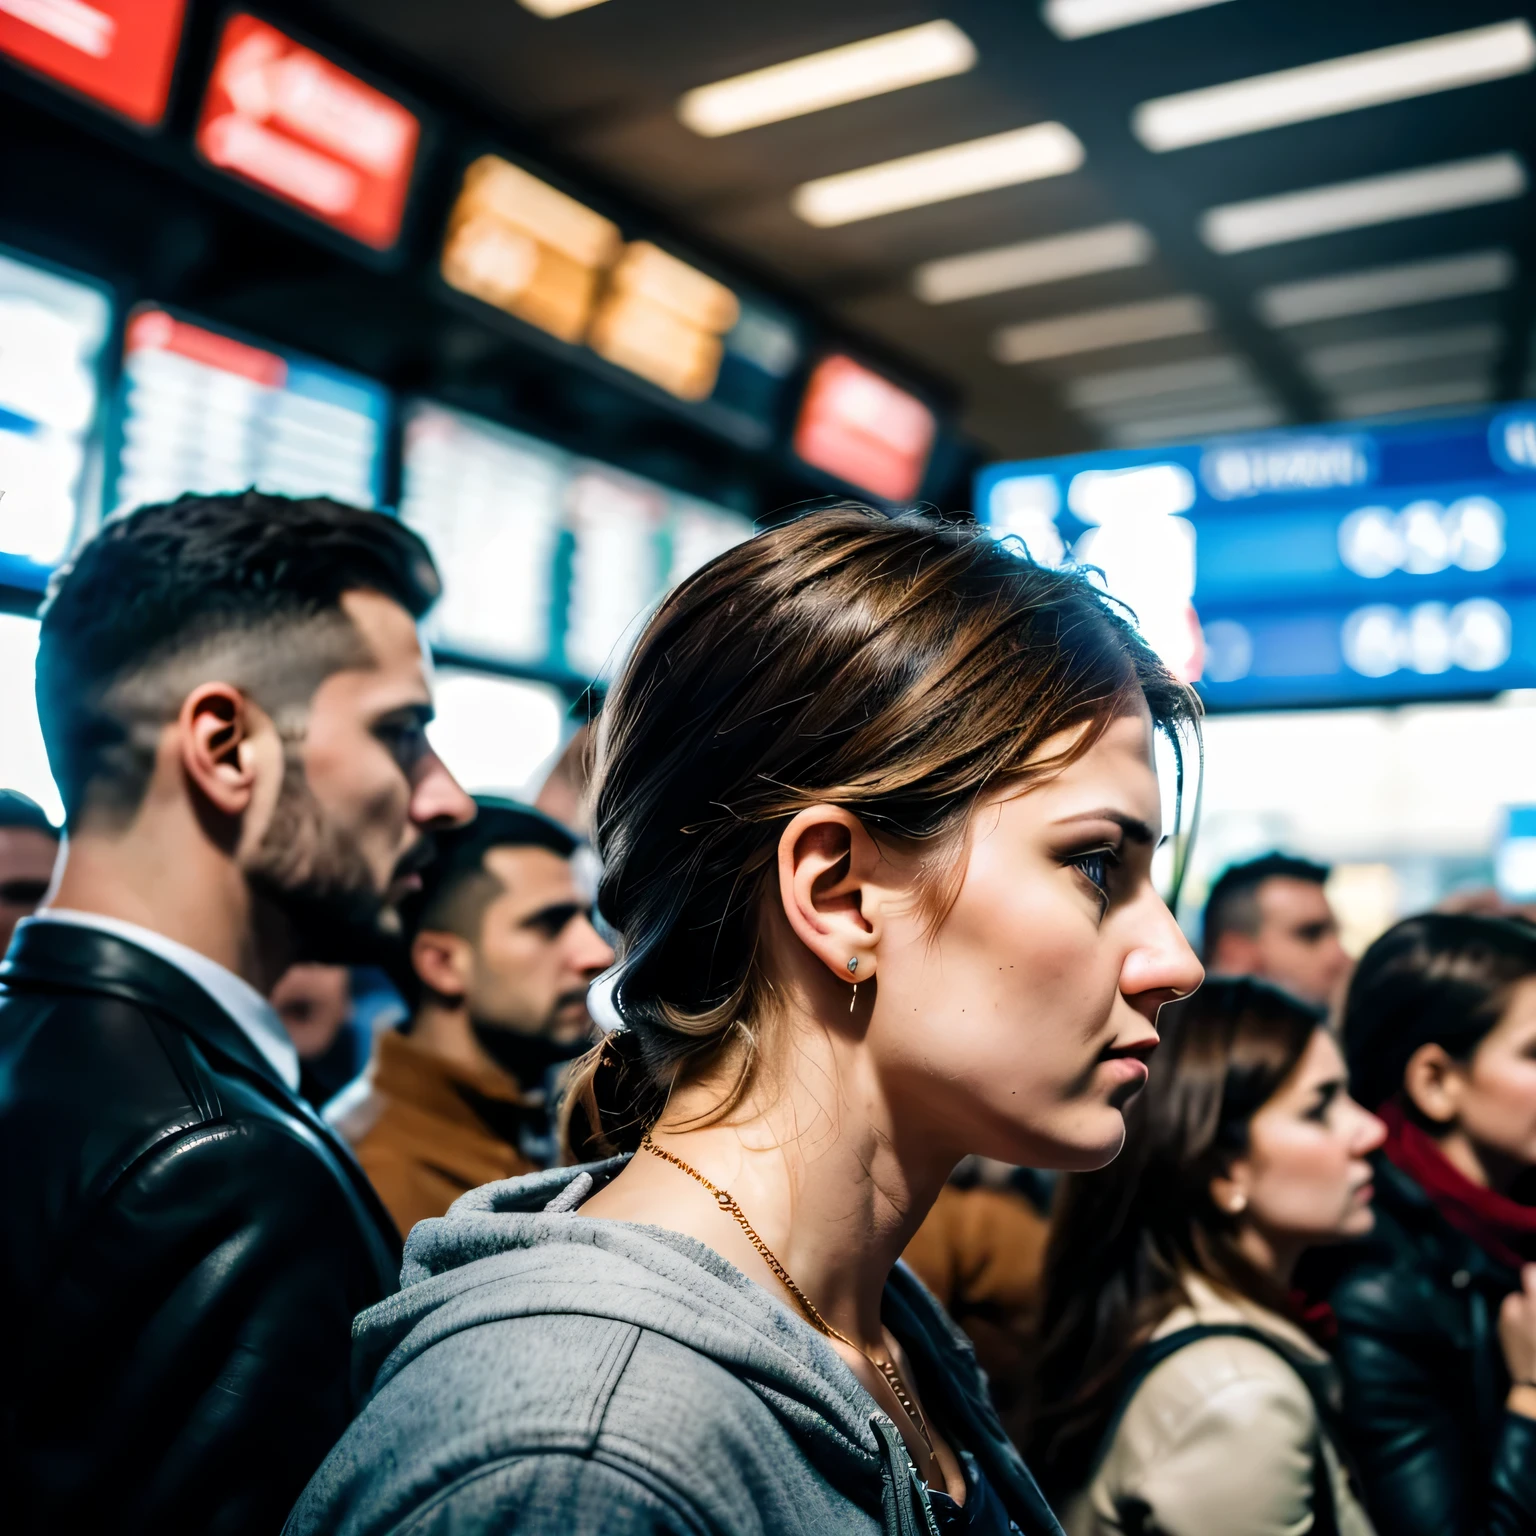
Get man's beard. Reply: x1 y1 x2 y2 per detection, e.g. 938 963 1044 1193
246 756 417 967
471 993 595 1086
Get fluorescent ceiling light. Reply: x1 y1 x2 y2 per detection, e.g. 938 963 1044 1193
1107 403 1284 447
1135 20 1536 151
1304 324 1501 380
679 21 975 137
518 0 610 15
793 123 1084 227
1065 354 1251 410
1203 153 1526 253
914 222 1152 303
1043 0 1236 41
1259 250 1514 327
994 294 1211 363
1331 378 1491 420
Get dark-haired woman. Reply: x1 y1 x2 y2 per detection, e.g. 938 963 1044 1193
287 506 1204 1536
1027 977 1384 1536
1311 914 1536 1536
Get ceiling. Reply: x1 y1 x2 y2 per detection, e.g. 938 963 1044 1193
317 0 1536 462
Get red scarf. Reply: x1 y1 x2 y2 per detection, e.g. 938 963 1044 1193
1380 1098 1536 1271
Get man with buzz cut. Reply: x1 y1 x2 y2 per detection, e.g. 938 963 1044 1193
0 491 474 1536
332 798 614 1236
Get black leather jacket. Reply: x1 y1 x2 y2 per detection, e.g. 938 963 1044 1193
0 920 402 1535
1314 1153 1536 1536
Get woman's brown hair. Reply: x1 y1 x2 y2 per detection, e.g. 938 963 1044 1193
1024 977 1324 1500
564 504 1198 1156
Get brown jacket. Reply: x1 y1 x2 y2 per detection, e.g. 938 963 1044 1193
329 1029 540 1239
902 1182 1051 1412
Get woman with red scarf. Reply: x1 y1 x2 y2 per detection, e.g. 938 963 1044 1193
1319 913 1536 1536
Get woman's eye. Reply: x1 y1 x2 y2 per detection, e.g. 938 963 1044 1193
1067 847 1118 910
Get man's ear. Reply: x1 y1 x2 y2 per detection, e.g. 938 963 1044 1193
412 930 472 1001
1403 1041 1464 1127
1208 931 1262 979
775 805 885 986
179 683 270 819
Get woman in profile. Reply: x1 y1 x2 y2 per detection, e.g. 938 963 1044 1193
287 505 1203 1536
1027 977 1385 1536
1318 914 1536 1535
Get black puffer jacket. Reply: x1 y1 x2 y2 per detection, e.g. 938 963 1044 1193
1315 1154 1536 1536
0 921 403 1536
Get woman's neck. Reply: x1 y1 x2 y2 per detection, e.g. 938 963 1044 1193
1434 1126 1523 1197
587 1011 958 1348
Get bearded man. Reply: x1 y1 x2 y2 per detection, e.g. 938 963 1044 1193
331 800 613 1235
0 491 473 1535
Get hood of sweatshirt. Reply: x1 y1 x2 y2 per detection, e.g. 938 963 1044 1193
357 1159 886 1486
342 1159 1062 1536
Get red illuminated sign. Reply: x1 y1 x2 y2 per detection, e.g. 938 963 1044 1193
0 0 187 127
126 308 286 386
793 355 936 503
196 14 420 251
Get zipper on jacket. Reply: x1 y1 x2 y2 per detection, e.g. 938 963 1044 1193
871 1413 941 1536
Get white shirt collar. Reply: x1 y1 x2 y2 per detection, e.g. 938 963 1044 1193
23 909 301 1094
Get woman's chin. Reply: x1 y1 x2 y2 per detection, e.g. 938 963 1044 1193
1031 1110 1129 1173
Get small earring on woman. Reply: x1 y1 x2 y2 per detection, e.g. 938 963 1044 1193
847 956 858 1012
1226 1193 1248 1215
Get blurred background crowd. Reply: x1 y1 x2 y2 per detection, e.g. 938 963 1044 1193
4 2 1536 1534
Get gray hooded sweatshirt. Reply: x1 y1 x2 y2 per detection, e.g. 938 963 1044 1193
286 1159 1064 1536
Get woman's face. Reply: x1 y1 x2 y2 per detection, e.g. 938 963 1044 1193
1232 1028 1385 1246
868 705 1204 1171
1446 975 1536 1170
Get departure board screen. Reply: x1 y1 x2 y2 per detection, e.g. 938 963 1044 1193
399 402 565 667
977 403 1536 709
115 307 387 514
196 14 420 252
0 245 112 590
400 399 753 678
0 0 186 128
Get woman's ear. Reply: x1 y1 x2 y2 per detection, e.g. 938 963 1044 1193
1403 1041 1463 1127
775 805 885 986
1210 1162 1252 1218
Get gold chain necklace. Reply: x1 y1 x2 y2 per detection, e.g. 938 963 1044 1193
639 1131 934 1461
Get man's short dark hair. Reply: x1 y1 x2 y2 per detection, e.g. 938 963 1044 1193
407 798 579 946
0 791 58 839
37 490 440 827
1202 851 1331 962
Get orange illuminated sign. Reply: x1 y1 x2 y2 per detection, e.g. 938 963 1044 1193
0 0 186 126
196 14 420 251
441 155 619 343
794 355 935 502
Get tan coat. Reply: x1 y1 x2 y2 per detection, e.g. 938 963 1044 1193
329 1029 539 1239
1064 1273 1376 1536
901 1182 1050 1411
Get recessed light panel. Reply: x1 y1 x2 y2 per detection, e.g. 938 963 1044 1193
994 295 1211 363
1043 0 1236 41
793 123 1084 227
1331 378 1491 419
914 222 1152 303
1202 153 1526 253
679 21 976 137
1258 251 1515 327
1136 21 1536 151
1303 325 1501 380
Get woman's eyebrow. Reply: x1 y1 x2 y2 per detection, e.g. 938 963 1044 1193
1055 809 1157 845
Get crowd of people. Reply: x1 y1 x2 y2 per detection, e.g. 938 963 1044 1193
1 490 1534 1536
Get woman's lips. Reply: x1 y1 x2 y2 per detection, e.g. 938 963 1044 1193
1353 1179 1375 1204
1098 1054 1150 1088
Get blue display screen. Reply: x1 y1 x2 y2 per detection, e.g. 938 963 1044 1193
975 404 1536 709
